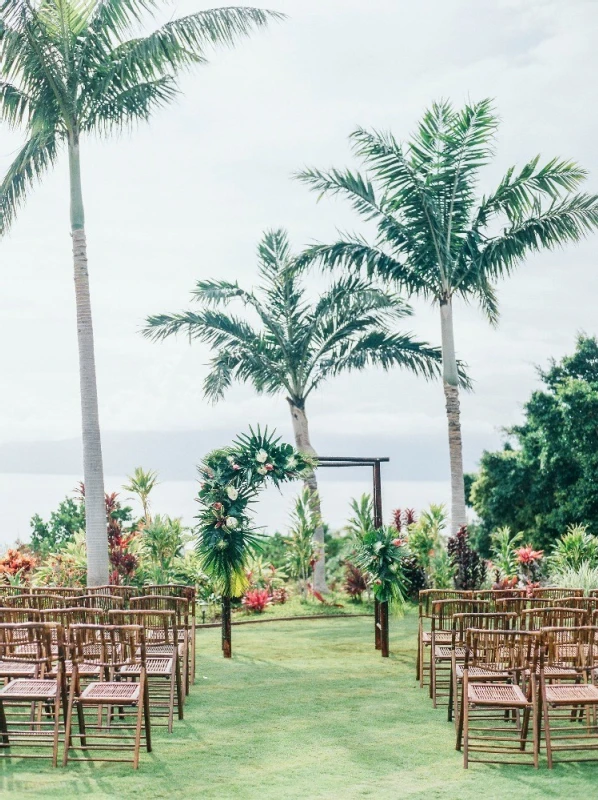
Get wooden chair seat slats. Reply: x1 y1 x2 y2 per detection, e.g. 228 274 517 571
0 678 59 699
79 681 140 702
467 683 528 706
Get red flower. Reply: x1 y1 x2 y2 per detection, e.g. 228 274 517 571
212 502 223 511
516 546 543 565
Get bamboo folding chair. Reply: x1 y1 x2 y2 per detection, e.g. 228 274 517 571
533 588 585 599
131 596 190 695
39 609 106 684
144 585 196 684
521 607 589 631
417 590 472 685
429 599 489 707
448 612 519 725
6 594 67 611
63 624 151 769
0 622 67 766
539 626 598 767
472 589 526 609
457 629 540 768
71 594 124 612
109 610 183 733
0 587 25 598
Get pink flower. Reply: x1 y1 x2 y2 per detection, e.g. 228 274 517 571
265 463 274 471
232 464 241 471
516 546 544 565
212 502 223 511
392 538 405 547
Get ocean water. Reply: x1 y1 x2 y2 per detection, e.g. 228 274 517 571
1 473 450 548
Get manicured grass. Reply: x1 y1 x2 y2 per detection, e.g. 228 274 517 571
1 611 597 798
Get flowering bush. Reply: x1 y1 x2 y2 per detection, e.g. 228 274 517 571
352 524 408 604
242 588 270 613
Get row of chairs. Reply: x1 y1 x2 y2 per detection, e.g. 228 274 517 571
417 588 598 768
0 583 198 769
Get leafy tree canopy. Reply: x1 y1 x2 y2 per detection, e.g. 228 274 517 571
469 335 598 553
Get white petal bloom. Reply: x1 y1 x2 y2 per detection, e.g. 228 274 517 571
285 456 297 469
257 466 268 475
226 486 239 501
256 449 268 463
374 541 383 554
226 516 239 529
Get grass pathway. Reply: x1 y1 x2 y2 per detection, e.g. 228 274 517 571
0 611 596 798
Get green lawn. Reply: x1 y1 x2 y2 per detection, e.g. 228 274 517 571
1 611 597 799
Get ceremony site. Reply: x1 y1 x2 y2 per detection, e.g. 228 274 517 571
0 0 597 797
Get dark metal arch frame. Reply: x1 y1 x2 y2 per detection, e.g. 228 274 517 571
316 456 390 657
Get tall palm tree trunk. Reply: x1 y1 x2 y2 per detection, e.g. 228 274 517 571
69 136 109 586
439 298 466 534
287 398 328 593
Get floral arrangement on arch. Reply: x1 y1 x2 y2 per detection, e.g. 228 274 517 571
353 526 408 604
196 427 314 597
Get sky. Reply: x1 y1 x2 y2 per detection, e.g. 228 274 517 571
0 0 597 497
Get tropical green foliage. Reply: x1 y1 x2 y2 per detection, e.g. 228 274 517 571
195 427 313 597
0 0 281 228
284 488 319 594
137 514 188 584
352 525 407 604
549 563 598 594
124 467 159 523
489 527 523 580
548 525 598 573
469 336 598 552
143 228 452 405
29 496 86 556
408 504 447 573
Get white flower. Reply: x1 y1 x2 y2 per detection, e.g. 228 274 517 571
226 486 239 501
285 456 297 470
225 516 239 529
374 541 383 554
227 455 235 464
257 466 268 475
256 449 268 463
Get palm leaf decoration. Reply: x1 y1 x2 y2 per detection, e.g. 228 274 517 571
296 99 598 534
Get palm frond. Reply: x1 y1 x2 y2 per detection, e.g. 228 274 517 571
0 129 58 230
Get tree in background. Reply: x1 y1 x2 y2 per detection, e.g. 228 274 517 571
469 336 598 553
297 99 598 534
123 467 159 524
144 229 454 592
30 496 86 557
0 0 281 584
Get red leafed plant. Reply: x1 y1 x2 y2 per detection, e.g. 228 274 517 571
344 562 368 601
0 549 36 583
516 546 543 565
242 588 270 613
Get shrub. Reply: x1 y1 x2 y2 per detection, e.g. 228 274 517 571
400 555 427 601
549 563 598 593
344 562 368 602
408 504 446 573
489 527 523 579
549 525 598 572
242 588 270 613
447 526 486 590
0 549 36 585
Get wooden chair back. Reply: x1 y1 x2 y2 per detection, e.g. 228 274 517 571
87 585 139 603
0 621 64 672
71 594 124 611
70 624 145 669
541 626 592 672
418 590 472 618
30 587 82 597
452 612 518 644
6 593 66 610
521 606 588 630
532 587 584 599
109 609 178 648
431 599 490 633
465 628 539 673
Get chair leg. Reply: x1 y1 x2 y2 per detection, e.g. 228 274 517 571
456 682 464 750
542 687 553 769
143 676 152 753
175 656 184 721
416 621 422 681
62 682 76 766
51 684 61 768
0 699 9 747
168 666 175 734
463 687 469 769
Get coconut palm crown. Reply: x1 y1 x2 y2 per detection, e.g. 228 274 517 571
144 228 469 591
0 0 281 584
296 98 598 534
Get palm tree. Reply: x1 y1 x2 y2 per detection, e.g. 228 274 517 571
296 99 598 534
123 466 159 524
143 228 467 592
0 0 282 585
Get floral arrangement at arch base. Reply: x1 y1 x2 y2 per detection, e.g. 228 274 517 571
195 426 314 655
